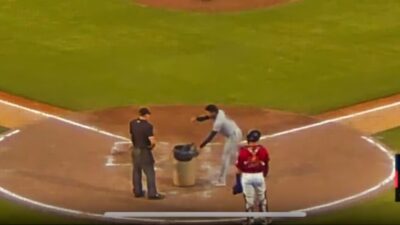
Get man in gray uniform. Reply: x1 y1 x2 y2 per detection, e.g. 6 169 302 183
192 104 243 186
130 107 164 200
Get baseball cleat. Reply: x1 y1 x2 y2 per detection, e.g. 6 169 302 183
212 180 227 187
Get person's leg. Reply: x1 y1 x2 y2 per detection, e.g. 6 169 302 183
142 161 158 197
218 138 234 184
219 130 242 184
132 148 144 196
255 177 267 211
229 130 242 165
133 165 144 195
242 174 256 225
254 174 270 224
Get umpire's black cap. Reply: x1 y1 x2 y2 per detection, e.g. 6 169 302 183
139 107 151 116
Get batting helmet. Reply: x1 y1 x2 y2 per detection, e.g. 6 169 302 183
247 129 261 143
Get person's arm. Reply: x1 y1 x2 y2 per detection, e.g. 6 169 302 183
263 164 269 178
149 136 156 150
148 125 156 150
199 131 218 148
129 121 135 146
263 149 270 177
235 148 245 173
191 115 211 122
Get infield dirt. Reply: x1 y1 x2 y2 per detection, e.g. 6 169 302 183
0 97 394 222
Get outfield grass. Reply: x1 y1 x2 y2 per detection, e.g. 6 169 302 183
0 0 399 113
282 127 400 225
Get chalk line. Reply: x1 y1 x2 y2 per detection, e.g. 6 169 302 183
0 129 20 142
261 101 400 140
0 99 129 141
297 136 395 212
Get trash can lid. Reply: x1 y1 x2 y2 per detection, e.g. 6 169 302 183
173 144 199 162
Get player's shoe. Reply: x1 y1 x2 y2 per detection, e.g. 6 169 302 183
212 180 226 187
148 193 165 200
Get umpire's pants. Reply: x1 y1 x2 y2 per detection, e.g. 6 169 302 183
132 147 157 197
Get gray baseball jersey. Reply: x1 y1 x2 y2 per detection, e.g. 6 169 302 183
213 110 240 138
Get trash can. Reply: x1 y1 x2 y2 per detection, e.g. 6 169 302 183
172 144 199 187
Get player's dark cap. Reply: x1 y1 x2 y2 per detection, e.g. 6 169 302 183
205 104 219 113
247 129 261 143
139 107 151 116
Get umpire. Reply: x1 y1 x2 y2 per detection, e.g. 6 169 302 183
130 107 164 200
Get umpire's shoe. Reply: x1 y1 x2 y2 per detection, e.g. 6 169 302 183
133 189 146 198
148 193 165 200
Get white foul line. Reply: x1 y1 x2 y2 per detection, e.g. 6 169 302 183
0 99 130 141
0 97 398 222
261 100 400 140
0 129 20 142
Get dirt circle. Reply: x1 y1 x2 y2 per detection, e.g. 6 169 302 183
0 105 393 224
134 0 294 12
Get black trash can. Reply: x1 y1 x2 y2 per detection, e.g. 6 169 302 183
172 144 199 187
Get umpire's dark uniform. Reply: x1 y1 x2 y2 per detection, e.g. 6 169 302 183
130 108 163 199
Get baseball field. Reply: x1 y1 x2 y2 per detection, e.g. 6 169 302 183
0 128 399 224
0 0 400 224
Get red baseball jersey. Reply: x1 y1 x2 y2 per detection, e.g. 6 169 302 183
236 144 270 175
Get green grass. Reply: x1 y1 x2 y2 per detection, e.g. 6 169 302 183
282 127 400 224
0 1 400 222
0 199 82 224
0 0 400 113
0 126 7 133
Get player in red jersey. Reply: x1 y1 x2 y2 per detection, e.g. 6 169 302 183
236 129 271 225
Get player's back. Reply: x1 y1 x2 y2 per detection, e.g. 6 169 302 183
213 110 240 137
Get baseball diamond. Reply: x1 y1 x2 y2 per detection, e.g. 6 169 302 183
0 100 394 224
0 0 400 224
